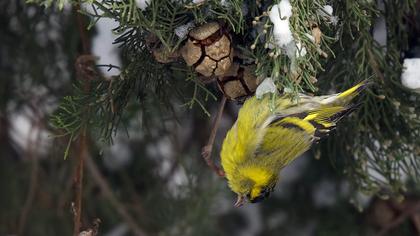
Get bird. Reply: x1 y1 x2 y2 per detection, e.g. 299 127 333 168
220 80 369 207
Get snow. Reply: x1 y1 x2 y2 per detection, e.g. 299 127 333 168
10 110 51 158
135 0 151 10
277 0 293 17
401 58 420 93
268 1 307 60
91 18 121 77
269 1 294 48
373 17 387 47
373 0 387 47
83 2 121 77
322 5 333 16
317 5 338 25
295 41 307 57
174 22 195 39
103 137 132 171
256 77 276 99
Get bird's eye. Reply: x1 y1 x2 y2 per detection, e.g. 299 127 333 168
248 188 272 203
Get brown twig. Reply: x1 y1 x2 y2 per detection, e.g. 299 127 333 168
85 156 148 236
57 162 75 217
73 3 92 235
201 96 227 177
411 213 420 235
17 146 39 236
378 201 420 236
78 218 101 236
75 6 90 53
73 133 88 236
367 48 385 82
17 118 41 236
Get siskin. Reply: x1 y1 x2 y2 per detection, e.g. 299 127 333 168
220 80 369 207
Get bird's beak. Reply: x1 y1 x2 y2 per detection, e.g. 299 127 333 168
234 195 246 207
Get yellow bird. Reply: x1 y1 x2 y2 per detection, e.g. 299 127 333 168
220 81 369 207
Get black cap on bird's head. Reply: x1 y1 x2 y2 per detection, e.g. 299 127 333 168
234 185 276 207
248 187 273 203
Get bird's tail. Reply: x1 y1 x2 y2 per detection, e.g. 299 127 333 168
321 80 370 106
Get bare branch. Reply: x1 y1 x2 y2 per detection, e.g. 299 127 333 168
85 156 149 236
378 201 420 236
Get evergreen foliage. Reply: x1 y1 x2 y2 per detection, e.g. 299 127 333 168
1 0 419 234
44 0 418 202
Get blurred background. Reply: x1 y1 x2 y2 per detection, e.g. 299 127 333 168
1 0 420 235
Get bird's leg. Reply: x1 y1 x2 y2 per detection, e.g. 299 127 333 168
201 96 227 177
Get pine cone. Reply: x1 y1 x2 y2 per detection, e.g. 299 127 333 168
217 64 259 100
181 22 233 77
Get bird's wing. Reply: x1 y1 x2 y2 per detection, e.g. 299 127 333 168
255 104 359 168
255 112 315 168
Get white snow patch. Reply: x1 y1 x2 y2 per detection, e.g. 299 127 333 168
373 0 387 47
10 112 51 158
103 137 133 171
295 41 307 57
174 22 195 39
322 5 333 16
317 5 338 25
83 2 121 77
401 58 420 93
351 192 372 212
268 1 307 60
256 77 276 99
91 18 121 77
166 166 189 198
269 1 294 48
373 17 387 47
135 0 151 10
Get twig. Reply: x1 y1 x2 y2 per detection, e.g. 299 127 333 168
73 132 88 236
73 3 92 235
17 147 39 236
378 201 420 236
57 162 75 217
78 218 101 236
367 48 385 82
17 119 41 236
85 156 148 236
411 213 420 235
76 6 90 53
201 96 227 177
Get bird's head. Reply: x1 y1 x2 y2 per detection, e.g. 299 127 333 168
234 182 276 207
220 125 278 207
225 165 277 207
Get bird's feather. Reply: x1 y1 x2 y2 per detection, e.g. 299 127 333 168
220 80 370 204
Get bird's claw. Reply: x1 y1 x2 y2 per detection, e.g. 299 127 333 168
201 145 212 161
201 145 225 177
